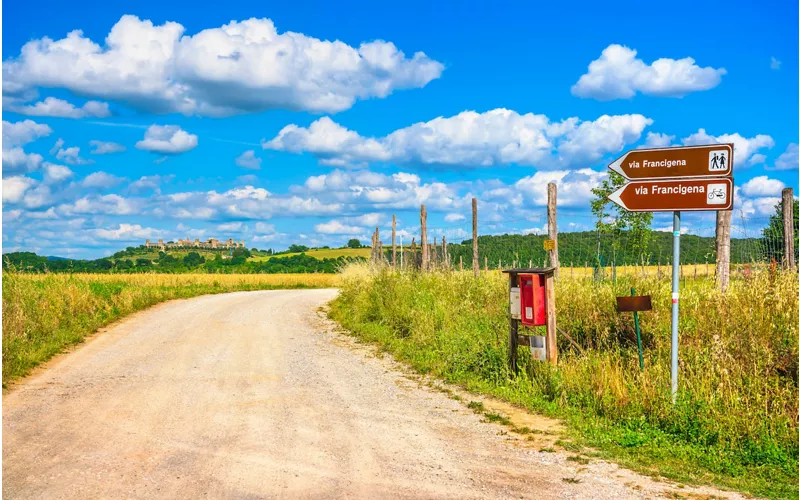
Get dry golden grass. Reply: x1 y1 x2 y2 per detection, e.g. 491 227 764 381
2 272 338 384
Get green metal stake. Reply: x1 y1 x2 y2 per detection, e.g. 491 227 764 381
632 287 644 371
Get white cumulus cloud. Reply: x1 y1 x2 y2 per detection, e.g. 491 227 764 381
235 150 261 169
315 219 364 235
42 163 74 183
771 143 798 171
2 176 37 203
6 97 110 118
3 119 52 147
55 145 92 165
93 223 165 241
3 15 443 116
264 109 652 168
572 44 726 100
741 176 785 197
89 140 126 154
681 129 774 166
83 171 124 188
135 125 198 154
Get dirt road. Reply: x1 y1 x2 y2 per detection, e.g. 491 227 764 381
3 290 745 499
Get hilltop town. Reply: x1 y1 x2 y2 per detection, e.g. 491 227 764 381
145 237 245 251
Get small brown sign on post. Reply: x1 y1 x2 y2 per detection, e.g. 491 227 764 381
543 239 555 251
608 144 734 180
608 178 733 212
616 295 652 312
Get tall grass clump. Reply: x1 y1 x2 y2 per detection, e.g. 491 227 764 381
331 262 798 498
2 271 339 384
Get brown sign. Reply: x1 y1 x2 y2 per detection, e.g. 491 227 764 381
616 295 652 313
607 178 733 212
608 144 734 180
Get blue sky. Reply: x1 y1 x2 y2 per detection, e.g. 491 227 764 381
2 0 797 258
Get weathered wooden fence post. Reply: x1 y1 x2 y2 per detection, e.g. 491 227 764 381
472 197 479 278
442 235 448 269
547 182 559 279
508 272 519 374
782 187 796 270
370 229 376 264
460 255 463 271
420 205 429 271
715 210 731 291
392 214 397 269
545 271 558 365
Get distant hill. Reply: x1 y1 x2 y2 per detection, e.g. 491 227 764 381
2 245 368 274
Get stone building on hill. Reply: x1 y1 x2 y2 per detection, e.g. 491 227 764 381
145 238 245 251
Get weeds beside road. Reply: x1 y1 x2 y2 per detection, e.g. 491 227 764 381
2 272 339 385
329 264 799 499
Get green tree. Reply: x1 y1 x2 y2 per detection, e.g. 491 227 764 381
347 238 362 249
183 252 205 267
760 198 799 264
136 258 152 267
232 247 251 258
288 244 309 253
590 172 654 267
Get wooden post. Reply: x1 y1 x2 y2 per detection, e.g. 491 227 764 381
374 227 380 265
484 256 488 271
508 272 519 375
460 255 463 271
782 188 795 270
442 235 448 269
715 210 732 292
420 205 428 271
391 214 397 269
472 197 479 278
547 182 559 278
433 237 438 268
410 238 417 270
370 229 376 264
545 271 558 365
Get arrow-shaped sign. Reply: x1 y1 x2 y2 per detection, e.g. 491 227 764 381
608 144 734 180
607 178 733 212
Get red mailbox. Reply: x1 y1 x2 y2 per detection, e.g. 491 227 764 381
519 273 546 326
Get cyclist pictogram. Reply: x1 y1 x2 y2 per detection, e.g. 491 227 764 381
706 183 728 205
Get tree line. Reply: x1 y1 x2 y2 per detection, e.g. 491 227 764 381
2 251 364 274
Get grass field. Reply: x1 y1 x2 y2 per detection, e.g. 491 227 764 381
250 247 372 261
2 272 339 385
329 263 799 499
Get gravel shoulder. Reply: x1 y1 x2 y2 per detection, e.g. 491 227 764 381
3 289 749 499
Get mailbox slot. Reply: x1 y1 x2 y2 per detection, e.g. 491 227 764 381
519 273 546 326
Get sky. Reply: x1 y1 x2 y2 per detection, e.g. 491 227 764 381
2 0 798 258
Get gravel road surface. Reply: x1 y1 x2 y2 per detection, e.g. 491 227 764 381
3 289 747 499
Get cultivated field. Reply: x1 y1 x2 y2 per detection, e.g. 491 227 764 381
2 272 339 384
330 263 799 499
250 247 371 261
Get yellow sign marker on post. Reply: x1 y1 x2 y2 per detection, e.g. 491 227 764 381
543 239 555 251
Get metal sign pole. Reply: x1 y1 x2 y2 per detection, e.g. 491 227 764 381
671 211 681 403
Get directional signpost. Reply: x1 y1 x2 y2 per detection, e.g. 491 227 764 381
608 178 733 212
607 144 734 403
608 144 733 181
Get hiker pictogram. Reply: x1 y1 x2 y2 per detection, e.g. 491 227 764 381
709 150 728 172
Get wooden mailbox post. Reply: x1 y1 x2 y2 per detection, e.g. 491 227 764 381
503 267 557 373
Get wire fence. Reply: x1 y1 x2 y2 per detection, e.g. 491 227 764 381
379 206 798 281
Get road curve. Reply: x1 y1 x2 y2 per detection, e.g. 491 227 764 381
4 289 744 499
